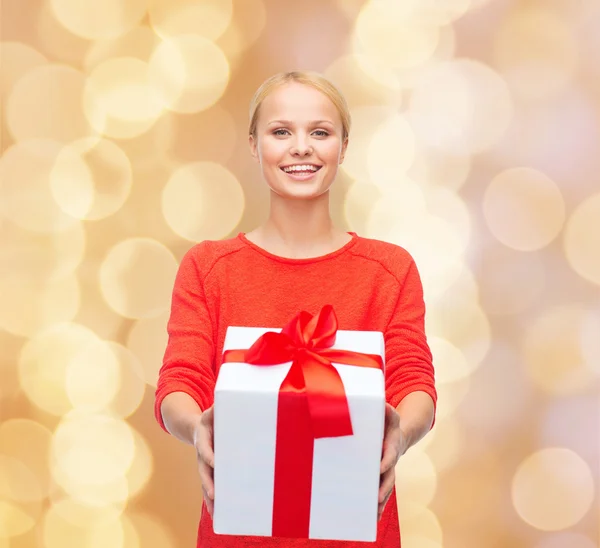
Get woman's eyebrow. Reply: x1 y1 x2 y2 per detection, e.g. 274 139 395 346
266 119 335 126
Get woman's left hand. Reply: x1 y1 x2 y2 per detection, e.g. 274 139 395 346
378 402 407 520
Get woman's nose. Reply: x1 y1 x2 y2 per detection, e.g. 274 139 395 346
291 137 313 156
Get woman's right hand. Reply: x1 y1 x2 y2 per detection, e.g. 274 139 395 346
193 405 215 517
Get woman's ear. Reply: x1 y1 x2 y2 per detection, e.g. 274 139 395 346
249 134 260 163
339 138 349 164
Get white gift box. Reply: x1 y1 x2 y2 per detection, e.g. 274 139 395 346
213 326 386 542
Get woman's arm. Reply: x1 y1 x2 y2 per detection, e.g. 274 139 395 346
160 391 204 446
395 390 435 453
155 244 216 432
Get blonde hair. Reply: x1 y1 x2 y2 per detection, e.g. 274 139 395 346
248 71 351 141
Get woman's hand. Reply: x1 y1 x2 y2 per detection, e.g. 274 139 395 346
193 406 215 517
378 402 407 520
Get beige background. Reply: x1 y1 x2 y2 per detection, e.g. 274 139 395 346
0 0 599 547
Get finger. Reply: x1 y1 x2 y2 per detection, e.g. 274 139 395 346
198 459 215 500
377 493 391 520
380 442 397 475
196 428 215 469
378 467 395 504
202 487 214 517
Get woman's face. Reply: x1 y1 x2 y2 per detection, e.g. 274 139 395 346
249 82 348 200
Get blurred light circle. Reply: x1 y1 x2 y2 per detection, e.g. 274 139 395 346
409 59 513 154
51 412 135 490
0 140 80 233
434 373 470 420
0 420 53 499
483 167 565 251
120 513 141 548
162 162 244 241
0 272 80 337
429 337 469 383
377 213 468 300
99 238 178 320
397 505 442 545
343 181 382 234
370 0 471 26
84 57 164 139
49 0 148 40
43 500 125 548
18 323 101 416
536 532 597 548
0 42 47 98
155 105 237 165
73 260 125 341
48 496 122 528
415 0 471 25
216 0 268 62
477 243 546 315
127 311 170 387
84 26 160 71
491 89 600 195
127 430 154 499
0 457 42 538
341 106 398 181
512 448 594 530
354 1 440 70
542 396 600 468
395 451 437 509
0 220 85 284
400 538 441 548
366 180 427 238
0 455 42 505
581 308 600 376
457 342 532 443
408 147 471 191
0 459 43 537
127 512 176 548
426 294 491 369
367 114 416 184
6 64 95 143
324 54 402 108
65 339 121 412
35 0 90 66
50 137 133 221
149 0 233 41
564 193 600 285
148 35 230 114
106 343 146 419
425 187 471 252
422 416 463 472
524 305 598 396
493 8 578 101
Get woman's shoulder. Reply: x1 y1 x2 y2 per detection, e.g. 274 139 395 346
178 235 246 274
352 234 416 269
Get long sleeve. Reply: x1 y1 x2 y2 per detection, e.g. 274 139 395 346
154 245 216 432
384 254 437 419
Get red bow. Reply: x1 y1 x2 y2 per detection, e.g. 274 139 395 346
221 305 383 537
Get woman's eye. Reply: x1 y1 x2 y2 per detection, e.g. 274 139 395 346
313 130 329 137
273 129 289 136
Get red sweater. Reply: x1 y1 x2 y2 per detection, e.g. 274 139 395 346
155 232 437 548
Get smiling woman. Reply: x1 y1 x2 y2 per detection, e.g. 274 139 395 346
154 71 437 548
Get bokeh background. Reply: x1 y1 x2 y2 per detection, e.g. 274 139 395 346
1 0 599 546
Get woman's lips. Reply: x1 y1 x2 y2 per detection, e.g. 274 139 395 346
280 166 322 181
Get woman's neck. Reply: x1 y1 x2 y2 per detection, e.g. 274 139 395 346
246 191 351 259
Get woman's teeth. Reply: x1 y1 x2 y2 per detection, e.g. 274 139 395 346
282 165 319 173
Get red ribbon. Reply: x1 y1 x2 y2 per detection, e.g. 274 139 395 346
222 305 383 538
